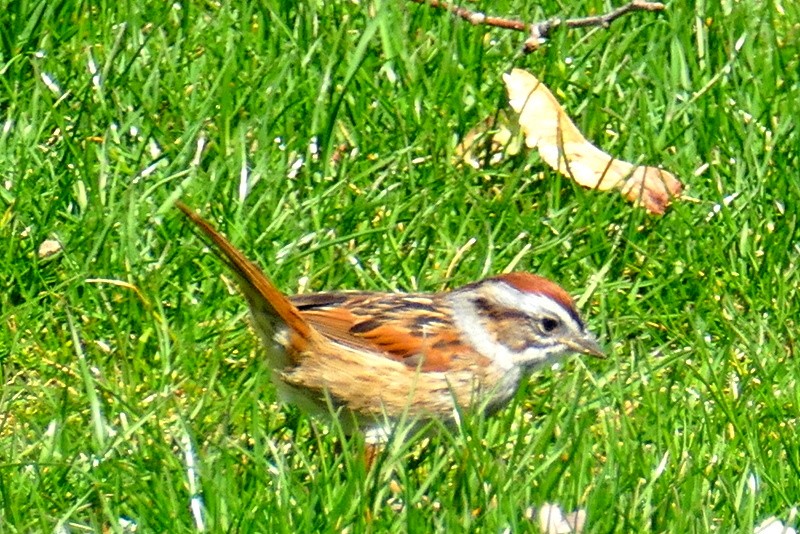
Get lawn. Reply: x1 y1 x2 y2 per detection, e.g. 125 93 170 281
1 0 799 531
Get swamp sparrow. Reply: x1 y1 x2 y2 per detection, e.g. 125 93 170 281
177 202 603 441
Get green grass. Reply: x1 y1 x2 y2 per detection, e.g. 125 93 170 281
1 0 799 531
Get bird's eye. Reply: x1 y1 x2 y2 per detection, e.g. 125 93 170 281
541 317 560 332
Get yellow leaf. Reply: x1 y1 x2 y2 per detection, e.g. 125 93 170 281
502 68 682 214
454 111 523 169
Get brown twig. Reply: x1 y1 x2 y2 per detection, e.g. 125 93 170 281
407 0 666 53
408 0 527 31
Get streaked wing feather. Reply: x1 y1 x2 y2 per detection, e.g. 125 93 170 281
290 292 468 372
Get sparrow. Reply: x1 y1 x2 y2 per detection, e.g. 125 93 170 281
177 202 604 442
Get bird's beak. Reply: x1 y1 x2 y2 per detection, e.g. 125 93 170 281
566 333 605 358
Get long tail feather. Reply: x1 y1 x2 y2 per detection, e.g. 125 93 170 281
176 201 313 341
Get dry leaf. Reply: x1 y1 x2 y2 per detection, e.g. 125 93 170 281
37 238 62 259
754 517 797 534
503 68 682 214
454 111 523 169
536 503 587 534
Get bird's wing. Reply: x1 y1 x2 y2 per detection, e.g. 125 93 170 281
177 203 474 373
291 292 472 372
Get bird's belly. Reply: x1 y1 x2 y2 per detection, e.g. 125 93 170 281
273 354 524 436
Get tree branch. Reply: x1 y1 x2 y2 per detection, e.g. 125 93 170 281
407 0 666 52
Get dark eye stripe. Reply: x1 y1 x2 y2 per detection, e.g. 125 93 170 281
472 297 530 321
472 297 494 313
472 296 585 333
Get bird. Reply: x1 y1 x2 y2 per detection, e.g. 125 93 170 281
177 202 604 442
